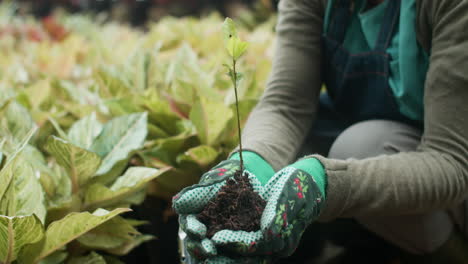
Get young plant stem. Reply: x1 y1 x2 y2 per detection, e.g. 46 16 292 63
232 58 244 170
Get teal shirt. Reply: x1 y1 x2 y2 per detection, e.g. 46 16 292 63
324 0 429 121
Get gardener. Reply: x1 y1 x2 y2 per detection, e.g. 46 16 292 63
173 0 468 263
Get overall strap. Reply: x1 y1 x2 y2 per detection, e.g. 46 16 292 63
327 0 353 43
374 0 401 51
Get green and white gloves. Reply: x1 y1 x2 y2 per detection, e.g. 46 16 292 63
172 151 327 263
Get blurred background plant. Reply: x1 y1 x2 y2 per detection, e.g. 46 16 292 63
14 0 277 28
0 1 276 263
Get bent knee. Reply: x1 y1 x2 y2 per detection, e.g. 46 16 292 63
328 120 422 160
357 211 454 255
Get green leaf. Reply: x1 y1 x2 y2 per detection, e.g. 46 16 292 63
133 52 151 93
0 91 14 113
84 167 169 210
92 160 128 186
0 102 35 142
120 190 146 206
25 79 52 111
0 158 47 223
143 99 181 136
46 117 69 143
67 112 103 150
0 162 15 204
105 234 154 256
165 44 198 86
176 145 219 169
147 124 169 139
222 18 248 60
124 219 150 227
102 255 125 264
146 133 197 166
40 164 72 212
148 167 199 200
226 68 245 89
164 44 220 104
0 127 37 203
189 97 233 146
96 65 132 97
91 113 148 176
19 208 130 264
236 72 245 87
110 167 165 193
0 151 4 171
0 215 44 264
227 37 249 60
57 81 105 112
38 251 68 264
105 98 142 117
45 136 102 190
77 216 139 249
222 18 238 43
68 252 106 264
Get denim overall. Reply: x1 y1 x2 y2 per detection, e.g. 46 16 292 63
322 0 409 123
306 0 418 155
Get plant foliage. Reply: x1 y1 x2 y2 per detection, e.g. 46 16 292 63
0 4 275 262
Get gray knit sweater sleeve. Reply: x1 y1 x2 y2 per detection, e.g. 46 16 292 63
241 0 325 170
316 0 468 220
241 0 468 221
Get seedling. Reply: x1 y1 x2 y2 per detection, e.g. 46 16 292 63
197 18 266 238
222 17 248 170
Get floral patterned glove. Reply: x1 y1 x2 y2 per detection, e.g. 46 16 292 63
175 157 327 263
173 152 275 260
205 158 327 260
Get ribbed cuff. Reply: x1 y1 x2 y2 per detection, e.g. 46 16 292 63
290 158 327 198
229 151 275 185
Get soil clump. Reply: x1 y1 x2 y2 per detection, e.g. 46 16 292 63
197 170 266 238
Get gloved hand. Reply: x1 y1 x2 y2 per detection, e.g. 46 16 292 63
173 154 327 263
173 151 275 260
205 157 327 260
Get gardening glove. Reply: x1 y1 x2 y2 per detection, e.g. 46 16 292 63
207 157 327 259
173 151 275 259
182 234 270 264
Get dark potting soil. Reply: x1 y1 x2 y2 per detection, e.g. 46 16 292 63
197 170 266 238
